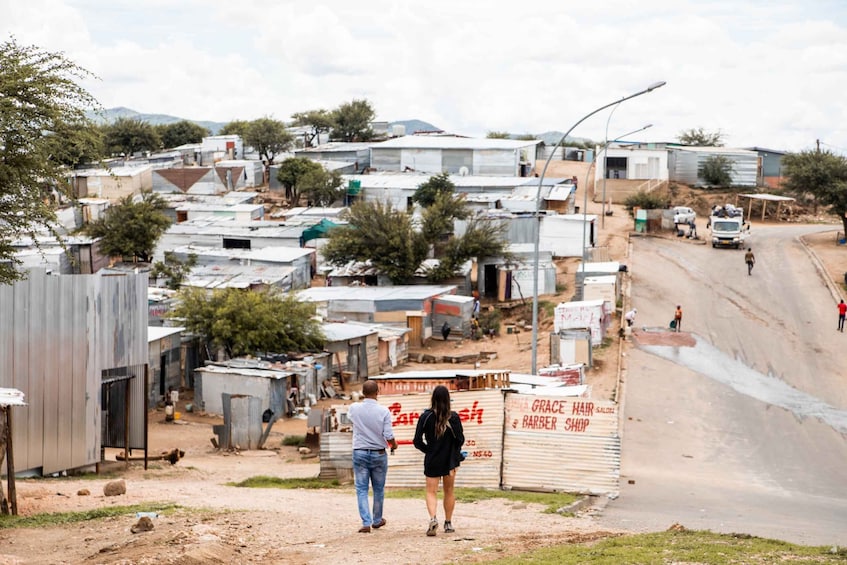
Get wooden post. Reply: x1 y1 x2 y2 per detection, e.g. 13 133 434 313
747 197 753 222
761 200 767 222
124 380 131 470
6 407 17 515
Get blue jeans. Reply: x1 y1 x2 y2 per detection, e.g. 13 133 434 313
353 449 388 527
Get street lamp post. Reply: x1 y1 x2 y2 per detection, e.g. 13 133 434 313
530 81 665 375
600 104 622 228
581 124 652 261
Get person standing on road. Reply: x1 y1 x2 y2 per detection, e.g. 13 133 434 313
745 247 756 276
674 305 683 332
838 299 847 332
348 380 397 533
413 385 465 537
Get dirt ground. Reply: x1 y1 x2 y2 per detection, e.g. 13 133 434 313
2 196 844 565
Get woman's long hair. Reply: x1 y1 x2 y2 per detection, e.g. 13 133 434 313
430 385 452 438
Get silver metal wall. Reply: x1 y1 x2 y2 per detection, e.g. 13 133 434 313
0 269 148 474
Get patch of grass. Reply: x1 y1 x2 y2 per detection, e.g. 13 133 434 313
228 476 341 489
385 487 578 513
282 435 305 446
0 503 179 529
539 300 556 318
486 528 847 564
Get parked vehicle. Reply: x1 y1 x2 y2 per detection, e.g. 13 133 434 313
708 204 747 249
672 206 696 225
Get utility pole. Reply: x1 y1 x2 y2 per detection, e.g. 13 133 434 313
817 139 821 152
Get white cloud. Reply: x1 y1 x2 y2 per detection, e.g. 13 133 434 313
2 0 847 151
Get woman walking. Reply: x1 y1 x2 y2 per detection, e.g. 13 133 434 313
413 385 465 536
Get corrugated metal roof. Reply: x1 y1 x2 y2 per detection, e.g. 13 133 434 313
298 285 457 302
299 142 373 152
170 245 313 263
0 388 26 407
198 363 295 379
184 264 293 289
322 321 378 341
373 137 540 150
672 146 758 156
147 326 184 342
344 172 569 189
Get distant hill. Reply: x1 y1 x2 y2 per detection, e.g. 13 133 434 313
91 108 442 138
534 131 594 146
389 119 441 134
89 107 228 134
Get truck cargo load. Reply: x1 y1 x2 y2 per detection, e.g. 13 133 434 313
708 204 747 249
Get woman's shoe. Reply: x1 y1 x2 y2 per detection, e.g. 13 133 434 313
426 517 438 536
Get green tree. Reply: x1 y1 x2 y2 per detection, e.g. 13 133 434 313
324 187 507 284
412 172 455 208
701 155 734 186
277 157 323 204
219 119 251 137
677 127 724 147
46 119 104 168
291 109 334 146
486 131 511 139
782 149 847 231
102 117 161 156
423 215 508 282
0 38 100 284
169 287 325 357
150 252 197 290
85 191 172 262
331 99 375 142
244 117 293 165
156 120 209 149
322 201 429 283
299 167 344 207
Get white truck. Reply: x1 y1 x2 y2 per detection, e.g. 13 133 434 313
708 204 747 249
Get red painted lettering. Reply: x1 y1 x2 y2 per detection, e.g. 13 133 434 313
457 401 484 425
564 417 590 432
571 401 594 416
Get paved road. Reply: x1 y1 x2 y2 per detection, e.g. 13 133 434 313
596 224 847 546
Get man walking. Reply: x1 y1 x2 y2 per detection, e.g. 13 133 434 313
348 381 398 533
745 247 756 276
838 299 847 332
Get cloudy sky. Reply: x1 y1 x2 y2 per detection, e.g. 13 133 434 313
3 0 847 152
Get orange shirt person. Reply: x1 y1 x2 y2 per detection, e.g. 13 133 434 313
674 305 683 332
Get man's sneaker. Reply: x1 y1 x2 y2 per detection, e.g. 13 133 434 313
443 520 455 533
426 517 438 536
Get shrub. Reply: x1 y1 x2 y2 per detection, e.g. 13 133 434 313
623 190 671 217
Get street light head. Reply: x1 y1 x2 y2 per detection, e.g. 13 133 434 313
646 81 667 92
643 124 653 129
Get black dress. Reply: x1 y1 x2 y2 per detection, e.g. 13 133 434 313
413 409 465 478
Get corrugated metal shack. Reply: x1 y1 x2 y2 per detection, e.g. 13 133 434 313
668 146 758 187
167 245 314 291
147 326 184 408
369 136 540 176
432 294 475 338
0 269 149 475
322 322 380 382
554 300 612 347
574 261 622 301
298 285 457 347
194 361 295 417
